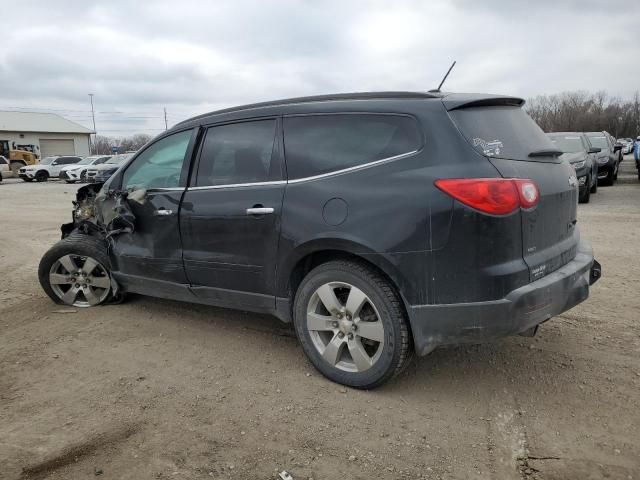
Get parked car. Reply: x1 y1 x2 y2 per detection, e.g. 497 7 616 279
0 155 10 181
617 138 633 154
37 91 601 388
19 156 82 182
547 132 599 203
85 154 131 184
585 132 622 186
60 155 112 183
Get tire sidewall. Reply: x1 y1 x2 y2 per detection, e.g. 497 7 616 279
293 264 404 388
38 235 112 306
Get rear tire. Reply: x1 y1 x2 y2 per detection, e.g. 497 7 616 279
293 260 412 389
38 234 114 308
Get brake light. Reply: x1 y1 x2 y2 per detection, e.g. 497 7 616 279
434 178 539 215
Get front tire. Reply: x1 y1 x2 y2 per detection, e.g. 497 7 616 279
590 176 598 194
38 234 113 307
35 170 49 182
579 183 591 203
293 260 412 389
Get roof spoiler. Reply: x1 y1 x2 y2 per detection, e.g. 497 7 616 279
442 94 525 111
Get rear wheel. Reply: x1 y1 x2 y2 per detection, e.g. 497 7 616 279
38 234 114 307
35 170 49 182
293 260 412 389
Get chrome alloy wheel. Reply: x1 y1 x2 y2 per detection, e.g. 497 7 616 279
49 254 111 307
306 282 385 372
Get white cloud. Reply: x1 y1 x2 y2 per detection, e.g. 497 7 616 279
0 0 637 136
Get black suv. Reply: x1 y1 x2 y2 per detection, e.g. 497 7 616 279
585 131 622 186
38 92 601 388
546 132 600 203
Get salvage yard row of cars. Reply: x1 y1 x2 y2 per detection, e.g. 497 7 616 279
546 130 625 203
0 153 135 184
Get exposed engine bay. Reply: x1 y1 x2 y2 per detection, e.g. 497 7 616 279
61 183 146 240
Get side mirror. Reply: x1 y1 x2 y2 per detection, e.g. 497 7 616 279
588 147 601 154
613 145 622 152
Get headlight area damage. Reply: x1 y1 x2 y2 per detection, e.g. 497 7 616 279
61 183 146 240
59 183 147 302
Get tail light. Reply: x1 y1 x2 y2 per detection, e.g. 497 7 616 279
434 178 539 215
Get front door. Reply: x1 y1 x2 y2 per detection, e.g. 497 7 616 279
180 118 285 310
108 129 196 296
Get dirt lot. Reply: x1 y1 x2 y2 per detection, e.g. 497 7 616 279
1 158 639 480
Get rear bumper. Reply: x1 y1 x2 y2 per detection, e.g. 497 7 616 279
408 239 599 356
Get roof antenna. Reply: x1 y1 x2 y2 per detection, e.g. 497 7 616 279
431 60 456 92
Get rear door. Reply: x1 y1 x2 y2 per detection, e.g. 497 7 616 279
180 118 285 309
449 105 579 281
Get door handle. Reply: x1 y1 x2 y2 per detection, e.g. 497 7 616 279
154 208 174 216
246 207 274 215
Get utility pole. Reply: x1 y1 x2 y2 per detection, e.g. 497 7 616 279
164 107 168 130
88 93 97 154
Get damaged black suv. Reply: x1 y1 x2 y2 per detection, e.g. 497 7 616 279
39 92 601 388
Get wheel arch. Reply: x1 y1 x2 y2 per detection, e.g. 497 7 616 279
277 238 414 324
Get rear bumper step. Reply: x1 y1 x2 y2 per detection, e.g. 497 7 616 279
408 239 599 356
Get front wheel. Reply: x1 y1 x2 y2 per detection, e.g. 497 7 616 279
590 176 598 194
35 171 48 182
293 260 412 389
38 234 114 307
579 185 590 204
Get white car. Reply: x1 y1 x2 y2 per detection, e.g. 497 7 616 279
0 155 9 182
59 155 112 183
86 154 132 183
19 156 83 182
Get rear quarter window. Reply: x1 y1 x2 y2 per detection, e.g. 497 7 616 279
283 114 422 179
449 106 555 160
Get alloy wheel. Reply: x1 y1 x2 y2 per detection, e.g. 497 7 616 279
49 254 111 307
306 282 385 372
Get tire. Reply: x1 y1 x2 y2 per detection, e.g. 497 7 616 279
22 178 33 182
601 170 614 186
578 185 590 204
613 163 618 181
80 170 87 182
65 180 76 184
35 170 49 182
38 234 114 308
293 260 412 389
590 175 598 194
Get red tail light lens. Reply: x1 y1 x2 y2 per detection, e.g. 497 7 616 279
434 178 539 215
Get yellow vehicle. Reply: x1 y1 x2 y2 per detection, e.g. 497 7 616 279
0 140 38 174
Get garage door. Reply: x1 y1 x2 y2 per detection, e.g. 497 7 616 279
39 139 75 157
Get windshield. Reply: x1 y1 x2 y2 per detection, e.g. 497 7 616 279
547 134 585 153
449 106 556 160
39 157 56 165
587 136 609 150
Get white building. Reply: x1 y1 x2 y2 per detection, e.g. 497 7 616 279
0 111 93 158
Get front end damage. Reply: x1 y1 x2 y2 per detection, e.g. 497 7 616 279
61 183 145 240
61 183 147 301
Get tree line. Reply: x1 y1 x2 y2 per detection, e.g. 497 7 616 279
526 90 640 138
91 133 153 155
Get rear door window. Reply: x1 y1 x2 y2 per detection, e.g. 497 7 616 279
283 114 422 179
195 119 279 187
449 106 555 160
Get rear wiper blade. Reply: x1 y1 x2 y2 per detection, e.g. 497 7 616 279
528 148 563 158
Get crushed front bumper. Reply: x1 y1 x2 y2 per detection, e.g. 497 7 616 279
408 239 600 356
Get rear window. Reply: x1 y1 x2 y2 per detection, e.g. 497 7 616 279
283 114 421 179
449 106 556 160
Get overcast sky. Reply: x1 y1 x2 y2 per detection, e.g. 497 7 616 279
1 0 637 137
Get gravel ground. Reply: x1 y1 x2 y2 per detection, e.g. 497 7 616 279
1 156 639 480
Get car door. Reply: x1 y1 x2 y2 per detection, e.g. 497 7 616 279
180 118 285 310
108 128 197 298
